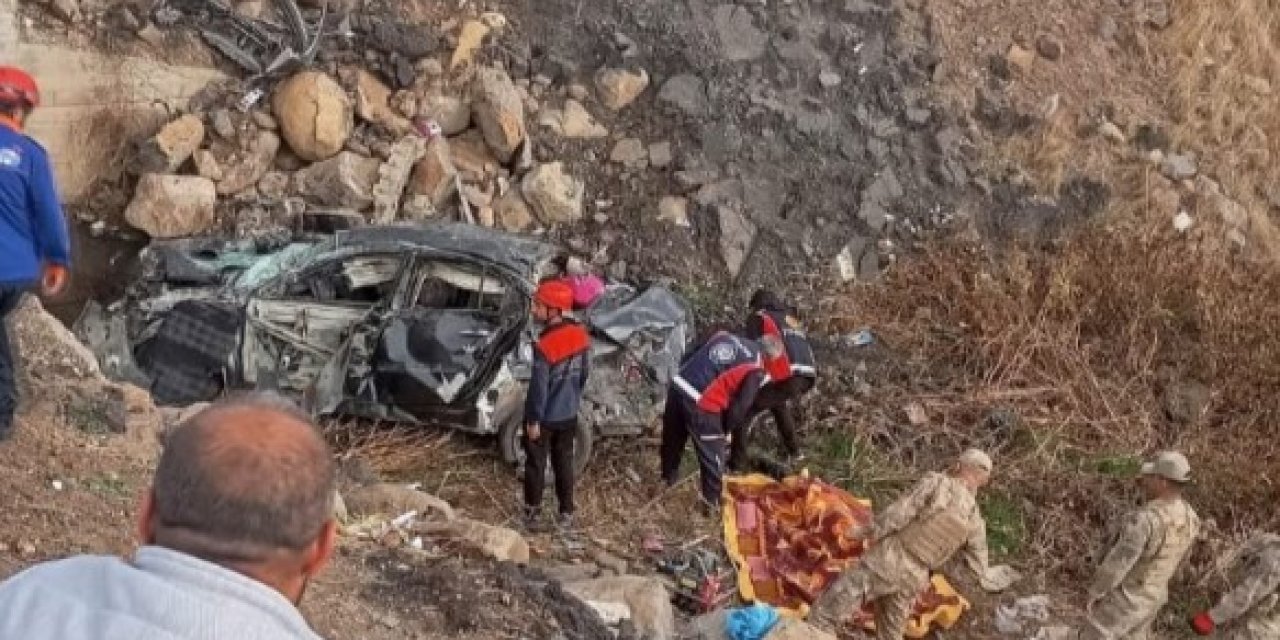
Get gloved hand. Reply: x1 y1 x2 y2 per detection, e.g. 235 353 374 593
1190 611 1215 636
41 263 68 297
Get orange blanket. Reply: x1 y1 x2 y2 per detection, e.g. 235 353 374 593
722 474 969 637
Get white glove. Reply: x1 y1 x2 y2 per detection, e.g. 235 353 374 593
980 564 1021 592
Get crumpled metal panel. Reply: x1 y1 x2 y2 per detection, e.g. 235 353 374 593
374 309 500 409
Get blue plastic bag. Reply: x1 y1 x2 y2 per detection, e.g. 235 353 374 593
725 603 780 640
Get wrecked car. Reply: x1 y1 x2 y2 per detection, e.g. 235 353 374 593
76 223 693 472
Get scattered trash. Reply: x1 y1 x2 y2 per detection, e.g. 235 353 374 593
904 402 929 426
1173 210 1194 232
51 480 64 492
839 329 875 347
654 546 733 613
726 603 780 640
995 594 1052 635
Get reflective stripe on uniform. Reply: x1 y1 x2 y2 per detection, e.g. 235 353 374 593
791 364 817 376
673 375 702 401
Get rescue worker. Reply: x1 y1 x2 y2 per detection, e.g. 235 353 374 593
1189 532 1280 638
809 449 1021 638
522 280 591 532
0 66 70 442
660 330 786 511
1079 451 1200 640
730 288 817 468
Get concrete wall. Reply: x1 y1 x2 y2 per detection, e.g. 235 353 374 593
0 0 224 202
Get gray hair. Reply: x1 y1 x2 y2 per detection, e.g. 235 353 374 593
152 392 335 560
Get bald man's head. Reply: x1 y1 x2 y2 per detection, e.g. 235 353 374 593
150 394 335 562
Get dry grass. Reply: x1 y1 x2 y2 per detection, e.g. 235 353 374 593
812 177 1280 580
1166 0 1280 255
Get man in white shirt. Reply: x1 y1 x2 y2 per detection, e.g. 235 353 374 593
0 393 338 639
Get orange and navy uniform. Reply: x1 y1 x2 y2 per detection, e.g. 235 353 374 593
672 332 765 421
524 319 591 425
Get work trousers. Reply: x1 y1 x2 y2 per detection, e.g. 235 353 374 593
728 375 813 470
659 391 726 506
523 418 577 516
809 563 922 640
0 286 27 436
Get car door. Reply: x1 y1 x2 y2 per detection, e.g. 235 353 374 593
241 251 406 397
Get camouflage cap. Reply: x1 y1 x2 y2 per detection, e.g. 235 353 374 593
1141 451 1191 483
959 448 993 473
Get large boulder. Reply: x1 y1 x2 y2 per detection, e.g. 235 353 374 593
8 295 101 382
124 174 217 238
521 162 584 224
594 67 649 111
343 483 455 521
419 518 529 564
272 71 353 162
294 151 380 210
494 191 535 232
215 129 281 196
136 114 205 173
407 138 458 210
564 576 675 640
472 67 525 163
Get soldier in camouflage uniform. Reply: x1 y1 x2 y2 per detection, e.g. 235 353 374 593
1190 532 1280 638
1078 451 1201 640
808 449 1020 639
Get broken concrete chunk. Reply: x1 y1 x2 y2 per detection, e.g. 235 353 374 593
125 174 218 239
418 94 471 136
657 196 690 227
472 67 526 163
594 67 650 111
371 136 426 223
449 132 500 181
272 71 354 162
563 577 675 640
137 114 205 173
717 205 756 278
522 162 584 224
610 138 648 169
216 129 281 196
658 74 709 117
408 138 458 210
294 151 381 210
344 483 456 521
494 191 535 232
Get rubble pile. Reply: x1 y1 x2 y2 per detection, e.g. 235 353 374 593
96 5 657 245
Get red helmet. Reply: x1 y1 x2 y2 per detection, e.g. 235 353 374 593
534 281 574 312
0 67 39 109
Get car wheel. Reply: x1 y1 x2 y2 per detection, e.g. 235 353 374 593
499 415 595 479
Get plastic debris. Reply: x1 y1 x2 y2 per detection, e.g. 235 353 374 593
726 603 780 640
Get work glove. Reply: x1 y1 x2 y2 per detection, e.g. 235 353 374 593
1190 611 1215 636
41 263 68 297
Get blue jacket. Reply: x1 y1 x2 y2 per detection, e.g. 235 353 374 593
673 332 764 420
525 319 591 426
0 120 71 284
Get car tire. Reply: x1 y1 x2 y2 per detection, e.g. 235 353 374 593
499 413 595 479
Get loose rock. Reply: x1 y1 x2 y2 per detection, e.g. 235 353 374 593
272 71 354 162
610 138 648 169
648 142 673 169
216 129 281 196
818 70 842 88
494 191 535 232
472 67 526 163
522 162 584 224
1161 152 1198 181
1098 121 1126 144
351 69 412 135
137 114 205 173
257 171 290 200
211 109 236 140
658 196 690 227
1036 34 1063 61
718 206 756 278
9 295 101 381
124 174 218 238
418 94 471 136
563 577 675 640
594 67 650 111
712 4 768 61
294 151 381 210
407 138 458 210
542 99 609 139
450 19 491 70
766 618 837 640
658 74 709 117
419 518 529 564
192 149 223 182
1006 43 1035 75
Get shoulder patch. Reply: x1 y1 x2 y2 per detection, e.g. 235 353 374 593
0 146 21 168
709 341 737 365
